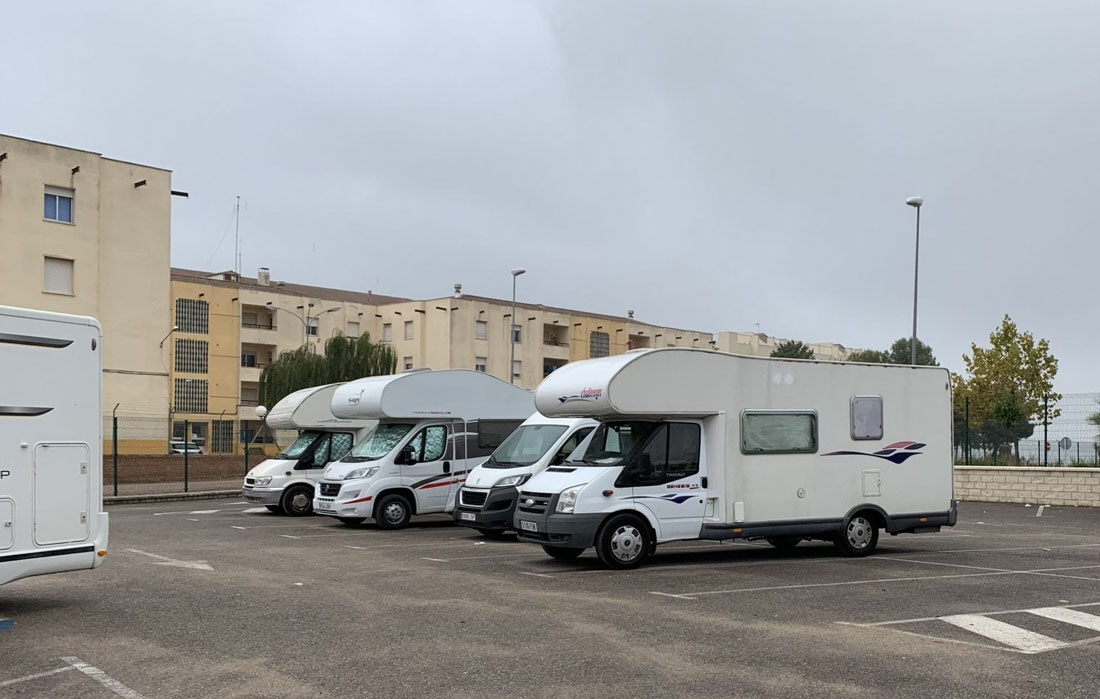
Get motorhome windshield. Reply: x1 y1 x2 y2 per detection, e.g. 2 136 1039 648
344 423 415 462
484 424 568 468
276 431 322 459
568 421 661 466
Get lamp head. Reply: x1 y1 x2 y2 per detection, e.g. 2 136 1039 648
255 406 268 420
510 268 526 277
906 196 924 208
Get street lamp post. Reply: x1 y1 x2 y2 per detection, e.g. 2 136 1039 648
509 268 526 384
906 196 924 365
266 302 340 347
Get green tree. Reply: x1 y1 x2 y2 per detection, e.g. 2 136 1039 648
1089 401 1100 438
771 341 815 360
848 349 890 364
961 315 1060 464
259 332 397 409
886 338 939 366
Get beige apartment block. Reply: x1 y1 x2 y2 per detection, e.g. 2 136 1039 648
0 134 174 453
715 331 855 361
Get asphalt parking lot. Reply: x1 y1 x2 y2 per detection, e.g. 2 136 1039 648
2 501 1099 698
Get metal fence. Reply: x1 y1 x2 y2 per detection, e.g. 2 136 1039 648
957 391 1100 467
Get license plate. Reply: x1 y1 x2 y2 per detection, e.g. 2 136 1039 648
460 512 476 522
520 520 538 532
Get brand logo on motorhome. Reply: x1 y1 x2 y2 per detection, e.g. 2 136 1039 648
558 387 603 404
822 441 926 464
347 389 365 405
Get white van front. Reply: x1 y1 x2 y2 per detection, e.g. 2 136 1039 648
243 429 356 515
454 417 595 535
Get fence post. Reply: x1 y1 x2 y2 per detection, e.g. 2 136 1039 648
1043 395 1049 467
244 420 249 475
184 418 190 493
111 403 120 497
964 397 970 465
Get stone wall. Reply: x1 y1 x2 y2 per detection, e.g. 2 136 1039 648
954 466 1100 507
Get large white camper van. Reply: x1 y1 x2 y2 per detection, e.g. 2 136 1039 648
314 369 534 529
243 383 376 515
516 349 956 569
454 415 596 535
1 306 109 586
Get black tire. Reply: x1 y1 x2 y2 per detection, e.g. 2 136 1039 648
834 512 880 557
477 528 510 539
280 485 314 517
338 517 365 526
766 536 801 550
542 545 584 560
264 505 281 514
594 514 652 570
374 493 413 530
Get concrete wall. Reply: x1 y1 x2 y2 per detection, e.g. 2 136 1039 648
954 466 1100 507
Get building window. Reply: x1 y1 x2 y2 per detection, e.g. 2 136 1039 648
175 298 210 334
404 320 414 340
512 324 522 343
172 421 207 448
44 186 74 223
512 360 522 380
211 420 235 454
174 378 208 414
590 331 610 358
741 411 818 454
475 320 488 340
383 323 393 342
475 356 487 373
240 385 259 406
43 256 74 295
307 317 319 336
403 356 414 371
175 338 209 374
347 321 360 337
241 351 258 368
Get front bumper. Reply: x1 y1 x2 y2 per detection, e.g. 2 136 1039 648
454 486 518 531
513 509 604 549
242 486 284 505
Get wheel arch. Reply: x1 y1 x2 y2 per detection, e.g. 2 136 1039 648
600 507 660 543
843 503 888 530
373 487 418 517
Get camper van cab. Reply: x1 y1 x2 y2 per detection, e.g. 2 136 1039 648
454 415 596 535
314 369 534 529
243 383 376 515
1 306 109 586
515 349 957 569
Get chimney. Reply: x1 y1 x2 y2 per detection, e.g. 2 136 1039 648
627 310 635 319
453 283 462 298
257 267 270 286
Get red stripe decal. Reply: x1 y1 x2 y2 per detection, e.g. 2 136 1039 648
345 496 373 504
419 480 456 490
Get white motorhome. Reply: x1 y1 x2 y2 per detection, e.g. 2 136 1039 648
243 383 376 515
454 415 596 536
1 306 108 586
314 369 534 529
515 349 956 569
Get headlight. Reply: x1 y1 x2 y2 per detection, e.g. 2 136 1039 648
494 474 529 488
345 466 380 481
555 486 583 514
254 476 272 486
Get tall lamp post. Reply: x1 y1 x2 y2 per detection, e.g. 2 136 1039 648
905 196 924 365
266 302 340 346
509 268 526 384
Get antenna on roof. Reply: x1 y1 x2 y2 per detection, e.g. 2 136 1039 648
234 195 241 275
627 310 634 319
454 283 463 298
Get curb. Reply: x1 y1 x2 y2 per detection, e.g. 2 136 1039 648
105 490 240 505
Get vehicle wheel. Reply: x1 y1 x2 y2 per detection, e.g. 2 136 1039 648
374 493 412 530
477 528 509 539
766 536 801 550
542 545 583 560
834 513 879 557
265 505 281 514
280 485 314 517
594 514 652 570
338 517 365 526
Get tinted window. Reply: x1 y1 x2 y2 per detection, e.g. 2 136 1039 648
477 420 522 449
741 412 817 454
617 423 701 486
553 427 595 464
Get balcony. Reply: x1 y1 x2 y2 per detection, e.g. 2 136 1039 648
542 324 571 359
240 365 264 383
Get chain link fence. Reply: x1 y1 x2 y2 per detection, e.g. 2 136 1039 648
956 392 1100 467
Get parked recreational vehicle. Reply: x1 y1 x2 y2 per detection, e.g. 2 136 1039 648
0 306 109 586
243 383 376 515
515 348 956 569
314 369 533 529
454 415 596 535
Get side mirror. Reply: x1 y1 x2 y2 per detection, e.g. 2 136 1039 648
400 445 418 465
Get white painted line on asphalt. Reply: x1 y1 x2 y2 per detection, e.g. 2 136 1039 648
230 526 247 530
422 553 547 563
654 570 1020 599
519 571 555 578
241 507 269 514
857 601 1100 627
649 592 697 600
423 557 448 562
124 549 213 571
1037 505 1046 517
891 542 1100 557
61 656 147 699
186 518 200 522
1028 606 1100 632
939 614 1069 653
874 557 1016 573
0 666 75 687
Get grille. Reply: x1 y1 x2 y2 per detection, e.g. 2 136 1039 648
245 477 255 485
319 482 342 497
459 489 487 508
517 492 553 515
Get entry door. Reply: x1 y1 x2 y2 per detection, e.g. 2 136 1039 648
402 424 451 512
34 443 90 546
445 420 469 511
621 423 707 541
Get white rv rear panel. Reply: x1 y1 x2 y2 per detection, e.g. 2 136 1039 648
266 383 375 431
332 369 535 421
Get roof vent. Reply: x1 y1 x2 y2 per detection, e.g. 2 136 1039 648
627 310 635 319
454 283 462 298
257 267 270 286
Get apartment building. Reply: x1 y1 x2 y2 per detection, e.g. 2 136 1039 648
0 134 176 452
714 331 855 361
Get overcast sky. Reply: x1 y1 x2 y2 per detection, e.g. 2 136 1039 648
4 1 1098 390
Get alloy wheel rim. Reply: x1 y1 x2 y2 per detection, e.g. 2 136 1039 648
847 517 873 549
610 525 643 562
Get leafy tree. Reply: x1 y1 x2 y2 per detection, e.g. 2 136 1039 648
771 341 814 360
1090 401 1100 437
887 338 938 366
961 315 1060 464
259 332 397 409
848 349 891 364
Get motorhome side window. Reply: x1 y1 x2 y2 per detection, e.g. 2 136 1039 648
309 435 332 468
741 412 817 454
618 423 701 487
329 433 354 461
477 420 522 450
850 396 883 440
408 426 447 462
553 427 595 463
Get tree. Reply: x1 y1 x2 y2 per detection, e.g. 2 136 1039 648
886 338 938 366
848 349 890 364
771 341 814 360
961 315 1060 464
259 332 397 409
1089 401 1100 439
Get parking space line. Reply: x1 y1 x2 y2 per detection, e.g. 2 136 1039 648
1028 606 1100 631
0 666 74 688
422 553 547 562
652 570 1020 599
939 614 1069 653
874 557 1016 573
61 656 147 699
856 601 1100 627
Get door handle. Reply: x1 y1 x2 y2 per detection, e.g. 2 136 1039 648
443 461 451 474
701 477 708 489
